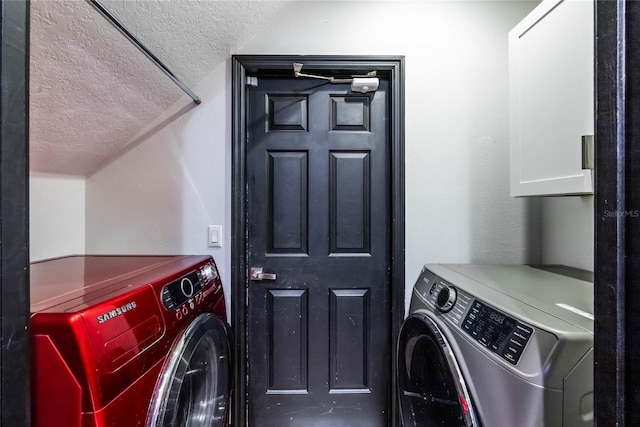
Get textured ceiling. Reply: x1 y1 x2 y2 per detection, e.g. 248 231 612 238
30 0 289 176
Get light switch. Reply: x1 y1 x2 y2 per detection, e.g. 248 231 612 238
208 225 222 248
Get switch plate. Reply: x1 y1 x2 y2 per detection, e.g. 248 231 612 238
208 225 222 248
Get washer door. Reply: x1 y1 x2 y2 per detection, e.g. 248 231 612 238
397 312 479 427
147 313 231 427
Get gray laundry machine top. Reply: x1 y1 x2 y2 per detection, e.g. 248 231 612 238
405 264 594 426
410 264 594 389
427 264 593 332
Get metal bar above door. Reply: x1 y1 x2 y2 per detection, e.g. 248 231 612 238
86 0 202 105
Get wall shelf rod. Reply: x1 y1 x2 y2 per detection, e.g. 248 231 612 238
86 0 202 105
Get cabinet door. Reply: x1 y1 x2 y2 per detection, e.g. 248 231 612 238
509 0 593 196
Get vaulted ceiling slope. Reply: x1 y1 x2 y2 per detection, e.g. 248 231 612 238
30 0 289 176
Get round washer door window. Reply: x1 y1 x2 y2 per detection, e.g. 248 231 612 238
147 313 231 427
397 312 479 427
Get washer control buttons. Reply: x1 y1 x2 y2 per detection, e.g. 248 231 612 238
180 277 195 298
501 324 534 365
436 286 457 312
462 299 533 365
161 270 203 310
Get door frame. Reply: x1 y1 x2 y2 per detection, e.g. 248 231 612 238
594 1 640 424
0 0 30 424
231 55 405 427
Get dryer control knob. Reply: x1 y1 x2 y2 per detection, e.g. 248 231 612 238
436 286 457 313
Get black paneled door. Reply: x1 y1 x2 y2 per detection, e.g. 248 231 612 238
246 76 391 426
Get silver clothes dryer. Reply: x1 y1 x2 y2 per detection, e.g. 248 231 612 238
397 264 593 427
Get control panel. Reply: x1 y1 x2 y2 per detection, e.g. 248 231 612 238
414 268 534 366
462 300 533 365
415 274 474 328
160 262 219 311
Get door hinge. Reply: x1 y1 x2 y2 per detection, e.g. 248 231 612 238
246 76 258 87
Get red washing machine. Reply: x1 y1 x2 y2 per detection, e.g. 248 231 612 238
30 255 232 427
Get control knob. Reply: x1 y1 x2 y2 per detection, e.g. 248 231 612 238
436 285 457 313
200 263 218 281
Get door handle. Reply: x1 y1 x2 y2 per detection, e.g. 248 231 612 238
250 267 277 281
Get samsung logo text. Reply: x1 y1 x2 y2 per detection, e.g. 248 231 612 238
97 301 137 324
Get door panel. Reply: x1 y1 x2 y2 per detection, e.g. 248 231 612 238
267 289 308 392
247 76 391 427
330 152 370 253
329 288 369 391
268 151 308 254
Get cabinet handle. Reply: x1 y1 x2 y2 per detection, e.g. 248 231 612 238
582 135 594 170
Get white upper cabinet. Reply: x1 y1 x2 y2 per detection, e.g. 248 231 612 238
509 0 594 197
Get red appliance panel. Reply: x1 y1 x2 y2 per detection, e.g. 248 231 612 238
81 361 165 427
32 335 82 427
31 312 95 413
31 255 228 426
81 285 164 409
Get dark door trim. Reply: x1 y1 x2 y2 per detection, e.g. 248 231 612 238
231 55 405 427
0 0 31 425
594 1 640 425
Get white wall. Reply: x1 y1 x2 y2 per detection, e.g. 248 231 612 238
541 196 594 271
83 1 543 313
30 173 85 261
84 62 231 307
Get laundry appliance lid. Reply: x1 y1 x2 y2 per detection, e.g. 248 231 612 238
424 264 594 333
30 254 210 313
